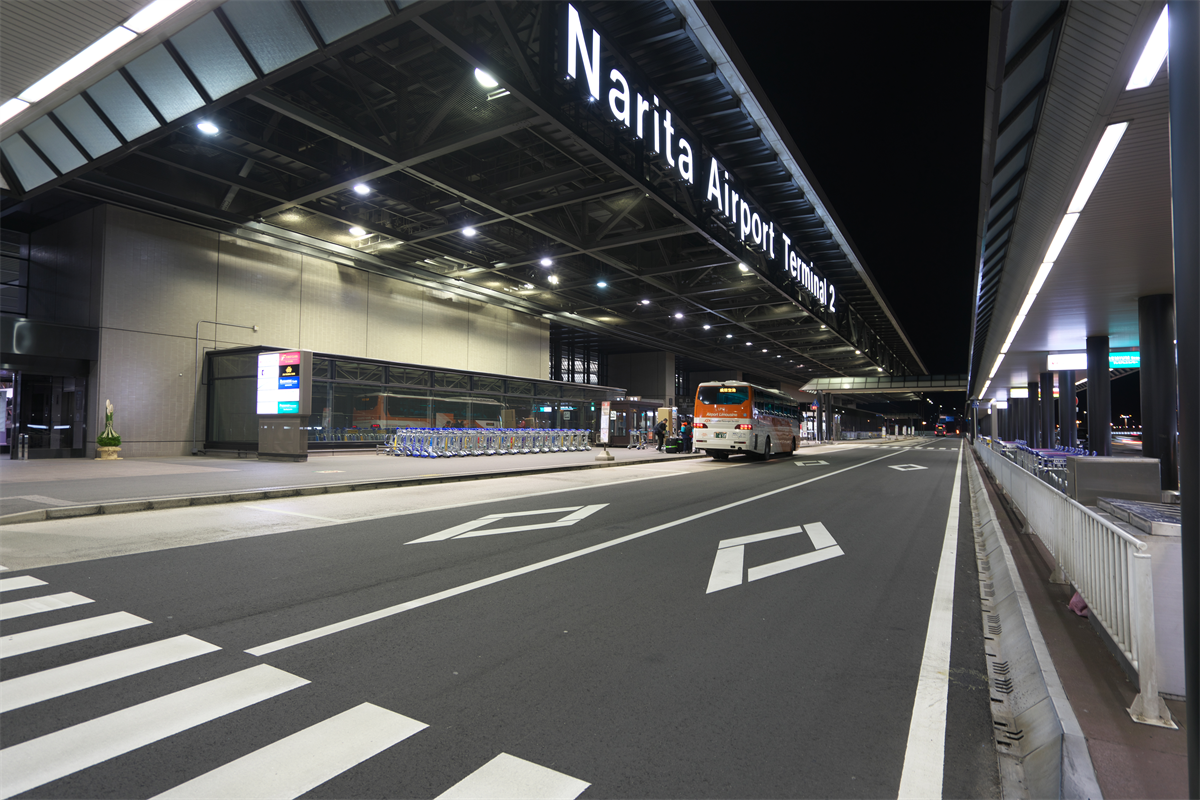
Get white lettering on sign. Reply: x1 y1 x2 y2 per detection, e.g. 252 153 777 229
563 4 835 313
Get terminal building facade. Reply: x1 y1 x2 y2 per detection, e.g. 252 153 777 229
1 0 926 457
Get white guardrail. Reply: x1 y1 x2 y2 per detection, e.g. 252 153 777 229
973 440 1174 726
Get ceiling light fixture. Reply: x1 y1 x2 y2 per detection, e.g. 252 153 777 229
640 299 650 305
703 324 711 330
474 68 499 88
462 227 477 237
1067 123 1128 213
548 275 559 284
674 312 684 319
1126 6 1169 90
353 183 370 195
196 121 219 135
348 226 367 237
596 280 607 288
123 0 192 33
524 283 533 289
540 258 552 267
18 27 136 103
0 98 31 125
737 263 749 272
726 334 733 339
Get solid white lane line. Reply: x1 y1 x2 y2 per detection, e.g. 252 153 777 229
0 635 221 713
152 703 426 800
746 546 843 583
243 506 339 522
0 665 309 800
0 592 93 621
0 576 46 592
248 449 907 657
897 441 964 799
434 753 589 800
0 612 150 658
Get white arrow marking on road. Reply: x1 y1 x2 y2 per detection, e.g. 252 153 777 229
705 522 843 594
794 460 829 466
409 505 609 544
889 464 928 471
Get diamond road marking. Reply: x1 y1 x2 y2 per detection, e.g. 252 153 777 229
706 522 842 593
408 505 609 543
794 460 828 466
889 464 928 471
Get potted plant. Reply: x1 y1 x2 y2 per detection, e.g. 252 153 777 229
95 399 122 460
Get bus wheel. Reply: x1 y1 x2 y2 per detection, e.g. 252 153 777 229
710 451 729 461
790 437 797 455
760 437 772 460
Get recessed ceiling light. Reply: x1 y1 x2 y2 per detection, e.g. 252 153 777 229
674 312 683 319
726 334 733 339
353 183 370 195
548 275 559 284
746 342 752 346
640 299 650 305
596 280 607 288
762 349 768 353
855 349 861 355
348 226 367 236
703 324 711 330
196 121 219 135
474 68 499 88
737 263 749 272
463 227 477 237
540 258 552 267
820 324 827 330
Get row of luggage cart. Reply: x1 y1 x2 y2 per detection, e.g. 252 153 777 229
378 428 592 457
1005 439 1097 491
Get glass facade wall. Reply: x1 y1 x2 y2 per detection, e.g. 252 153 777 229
205 348 619 450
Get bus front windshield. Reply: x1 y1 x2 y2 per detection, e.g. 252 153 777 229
697 385 750 405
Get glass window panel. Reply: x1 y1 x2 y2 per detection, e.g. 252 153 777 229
208 376 257 443
23 116 86 174
222 0 317 73
52 95 120 158
300 0 388 44
433 372 469 391
87 72 159 140
210 352 258 378
171 13 257 99
334 360 384 383
306 380 330 440
387 367 429 387
312 358 330 379
124 45 204 122
473 376 504 394
330 382 383 431
382 391 430 428
536 383 562 398
469 395 504 428
0 135 57 190
432 392 471 428
507 380 533 396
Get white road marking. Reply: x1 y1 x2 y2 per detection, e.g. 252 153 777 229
0 592 93 621
707 523 844 593
0 612 151 658
248 452 908 657
0 576 47 592
898 441 964 799
0 635 220 713
705 547 745 594
0 665 309 800
5 495 75 507
243 506 339 522
410 504 609 543
794 460 829 466
889 464 928 471
747 546 844 583
152 703 426 800
435 753 590 800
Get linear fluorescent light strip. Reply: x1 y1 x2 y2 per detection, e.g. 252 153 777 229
1126 6 1169 90
0 0 194 124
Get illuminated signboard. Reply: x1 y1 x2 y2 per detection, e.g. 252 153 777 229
1047 352 1140 370
256 350 312 415
563 4 836 313
1009 387 1029 399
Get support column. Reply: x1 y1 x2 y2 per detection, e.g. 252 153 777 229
825 397 835 442
1139 294 1178 490
1168 1 1199 791
1028 381 1041 446
815 392 824 441
1040 372 1055 448
1060 370 1077 448
1087 335 1112 455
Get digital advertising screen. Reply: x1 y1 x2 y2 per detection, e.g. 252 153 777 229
256 350 311 415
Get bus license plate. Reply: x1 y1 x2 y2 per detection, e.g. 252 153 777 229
715 432 726 438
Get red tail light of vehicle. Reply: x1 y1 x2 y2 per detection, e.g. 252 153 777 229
693 423 707 428
735 423 753 430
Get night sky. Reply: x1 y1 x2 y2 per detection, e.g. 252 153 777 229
712 2 992 380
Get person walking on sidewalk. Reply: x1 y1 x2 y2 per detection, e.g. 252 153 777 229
654 418 668 451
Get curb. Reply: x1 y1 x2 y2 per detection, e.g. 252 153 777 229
0 453 707 526
967 446 1103 800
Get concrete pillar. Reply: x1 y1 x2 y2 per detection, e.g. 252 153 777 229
1040 372 1055 448
1059 370 1077 448
1086 335 1111 455
815 392 824 441
1167 1 1199 790
1028 381 1041 446
825 397 835 441
1139 294 1178 489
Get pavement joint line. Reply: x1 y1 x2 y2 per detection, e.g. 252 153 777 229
245 447 912 657
0 455 707 526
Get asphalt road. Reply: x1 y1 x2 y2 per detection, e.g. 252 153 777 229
0 439 999 799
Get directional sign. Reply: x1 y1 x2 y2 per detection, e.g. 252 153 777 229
706 523 843 593
408 505 608 543
889 464 928 472
794 460 829 466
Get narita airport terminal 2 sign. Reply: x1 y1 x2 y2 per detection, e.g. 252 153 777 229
563 4 836 313
256 350 313 416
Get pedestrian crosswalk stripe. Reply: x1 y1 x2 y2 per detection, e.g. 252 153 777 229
0 612 150 659
0 592 93 621
0 576 47 592
0 635 221 713
151 702 427 800
435 753 590 800
0 664 309 800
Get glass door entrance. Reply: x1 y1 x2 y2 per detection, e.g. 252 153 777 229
9 373 88 458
